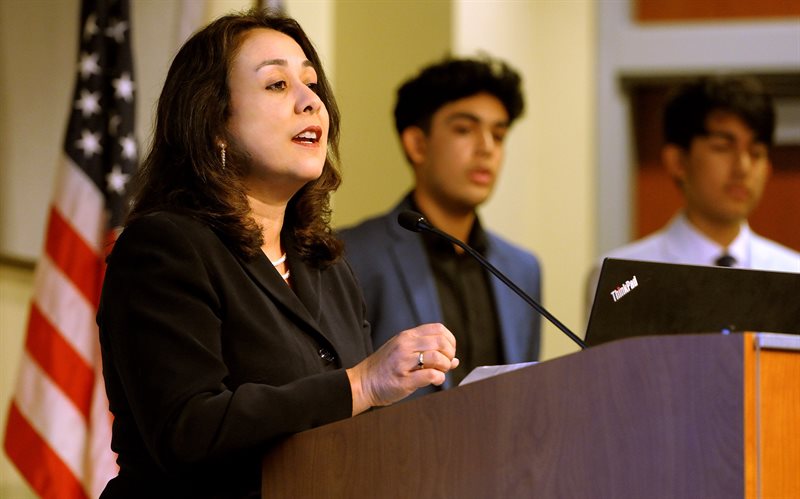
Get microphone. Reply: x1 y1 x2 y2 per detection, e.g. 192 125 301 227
398 210 586 350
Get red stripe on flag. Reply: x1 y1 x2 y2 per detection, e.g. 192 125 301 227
4 403 90 499
26 305 94 421
46 206 103 307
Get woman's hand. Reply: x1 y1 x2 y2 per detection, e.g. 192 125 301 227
346 323 459 416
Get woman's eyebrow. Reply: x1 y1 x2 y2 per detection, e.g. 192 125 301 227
254 58 313 72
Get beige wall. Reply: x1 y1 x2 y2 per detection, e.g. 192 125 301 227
0 0 76 262
0 263 36 498
328 1 452 227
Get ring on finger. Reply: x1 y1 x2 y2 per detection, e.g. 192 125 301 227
417 351 425 369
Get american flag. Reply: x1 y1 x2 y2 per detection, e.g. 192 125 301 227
3 0 137 497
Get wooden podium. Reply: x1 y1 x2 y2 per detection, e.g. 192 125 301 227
262 333 799 498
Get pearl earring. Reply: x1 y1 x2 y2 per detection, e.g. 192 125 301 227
219 143 226 169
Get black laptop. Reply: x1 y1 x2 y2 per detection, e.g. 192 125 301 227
584 258 800 347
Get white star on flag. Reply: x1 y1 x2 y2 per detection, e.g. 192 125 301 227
112 72 134 102
79 52 101 79
106 164 130 194
75 89 101 117
105 19 128 43
120 134 137 160
76 129 102 157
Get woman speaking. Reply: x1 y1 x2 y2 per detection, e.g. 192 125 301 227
98 9 458 498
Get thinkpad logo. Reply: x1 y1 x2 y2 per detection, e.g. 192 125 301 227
610 276 639 302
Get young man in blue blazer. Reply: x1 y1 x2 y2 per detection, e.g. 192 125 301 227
340 56 541 396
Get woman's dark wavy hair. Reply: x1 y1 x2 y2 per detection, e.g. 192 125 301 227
127 8 342 267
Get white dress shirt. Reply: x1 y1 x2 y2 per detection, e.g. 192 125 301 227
585 212 800 323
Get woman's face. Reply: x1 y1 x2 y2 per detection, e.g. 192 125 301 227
226 28 329 201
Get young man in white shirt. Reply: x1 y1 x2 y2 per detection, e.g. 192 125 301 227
587 76 799 314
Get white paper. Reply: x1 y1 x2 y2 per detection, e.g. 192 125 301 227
458 361 538 386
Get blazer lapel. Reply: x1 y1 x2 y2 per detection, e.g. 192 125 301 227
487 247 525 364
288 251 322 325
387 208 449 389
235 251 324 341
387 201 442 325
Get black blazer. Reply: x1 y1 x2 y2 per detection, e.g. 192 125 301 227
98 211 371 498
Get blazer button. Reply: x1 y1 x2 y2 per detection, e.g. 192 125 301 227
318 348 335 362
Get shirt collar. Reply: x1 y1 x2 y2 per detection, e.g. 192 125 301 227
672 212 750 267
727 223 751 267
408 197 488 255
